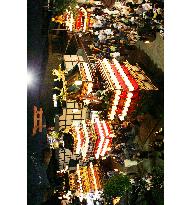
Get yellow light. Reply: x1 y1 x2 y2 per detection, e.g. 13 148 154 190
113 197 121 205
145 40 150 44
75 80 82 85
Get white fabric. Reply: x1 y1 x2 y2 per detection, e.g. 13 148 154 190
135 7 143 15
93 20 103 28
94 31 99 35
113 23 117 28
104 29 113 35
96 15 103 20
110 52 120 58
130 17 135 23
142 3 152 11
98 34 106 41
126 0 143 4
104 8 119 15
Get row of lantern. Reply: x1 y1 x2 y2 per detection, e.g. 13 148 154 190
79 63 93 97
81 121 89 159
83 63 93 81
65 10 74 31
101 58 121 90
74 121 97 160
80 167 91 193
108 91 139 121
98 58 141 120
100 59 137 91
109 90 139 121
75 126 84 155
87 167 98 191
75 7 88 32
79 62 93 83
75 164 101 194
93 166 103 190
116 64 140 120
112 59 135 91
89 162 98 192
82 63 93 95
96 61 115 90
108 61 138 120
76 164 84 194
75 11 84 30
100 59 121 120
85 12 94 31
74 118 114 161
75 7 95 32
94 119 105 159
93 118 114 159
99 59 126 120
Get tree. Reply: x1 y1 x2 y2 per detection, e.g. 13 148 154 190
128 166 164 205
53 0 78 16
103 173 132 199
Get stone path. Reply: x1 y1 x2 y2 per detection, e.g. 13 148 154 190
136 33 164 72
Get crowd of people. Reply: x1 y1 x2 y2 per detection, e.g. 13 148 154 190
78 0 164 60
108 115 164 172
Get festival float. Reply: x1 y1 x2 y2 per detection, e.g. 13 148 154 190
71 117 115 161
57 57 94 136
95 58 158 121
65 9 75 31
69 163 103 200
51 6 94 33
54 57 93 114
51 13 67 25
93 117 114 159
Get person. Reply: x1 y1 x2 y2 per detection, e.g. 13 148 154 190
110 52 120 58
142 1 152 12
94 30 99 35
104 28 113 35
98 33 106 41
156 7 163 21
110 45 116 52
93 19 103 28
135 4 143 15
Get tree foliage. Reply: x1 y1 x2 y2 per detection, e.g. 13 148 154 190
103 174 132 199
53 0 78 16
128 166 164 205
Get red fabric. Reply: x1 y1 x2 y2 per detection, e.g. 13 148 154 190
111 64 128 91
122 65 139 91
75 12 83 30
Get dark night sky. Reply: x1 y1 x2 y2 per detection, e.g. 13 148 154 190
27 0 51 131
28 0 57 130
27 0 47 100
27 1 52 204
